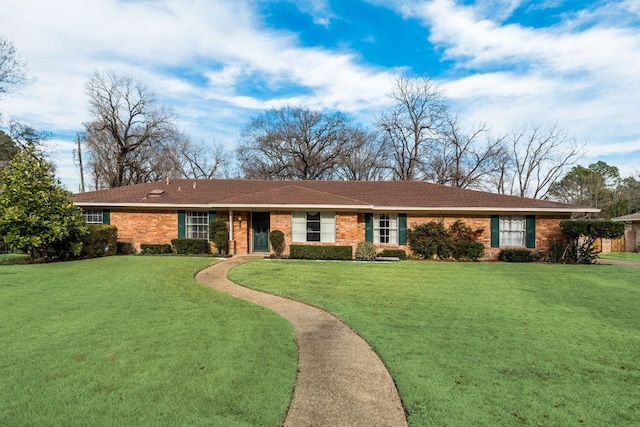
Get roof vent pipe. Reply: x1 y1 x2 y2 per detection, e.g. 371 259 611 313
193 182 197 189
166 177 170 185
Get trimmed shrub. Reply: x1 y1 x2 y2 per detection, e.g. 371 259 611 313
140 244 173 255
377 249 407 260
355 241 377 260
289 245 352 260
269 230 285 257
171 238 211 255
498 249 538 262
116 241 136 255
81 224 118 259
209 218 229 255
212 231 229 255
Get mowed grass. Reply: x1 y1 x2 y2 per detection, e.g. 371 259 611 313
0 256 297 427
230 260 640 426
0 253 28 263
599 252 640 262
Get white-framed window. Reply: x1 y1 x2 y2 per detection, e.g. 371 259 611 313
499 216 526 247
292 211 336 243
374 213 398 244
186 211 209 239
83 209 103 224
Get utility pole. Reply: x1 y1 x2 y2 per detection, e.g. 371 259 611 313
73 134 85 192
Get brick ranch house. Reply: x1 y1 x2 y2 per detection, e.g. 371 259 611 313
73 179 597 259
612 212 640 252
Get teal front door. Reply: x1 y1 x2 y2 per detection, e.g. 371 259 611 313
252 212 270 252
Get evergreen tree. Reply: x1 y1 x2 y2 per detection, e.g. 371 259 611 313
0 143 87 260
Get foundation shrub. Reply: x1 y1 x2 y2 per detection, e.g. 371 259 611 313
269 230 285 257
355 241 377 260
140 244 173 255
81 225 118 259
171 239 211 255
289 245 352 260
377 249 407 260
498 249 539 262
408 220 484 261
209 219 229 255
116 241 136 255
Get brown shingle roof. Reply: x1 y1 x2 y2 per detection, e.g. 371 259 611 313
73 179 597 213
612 212 640 221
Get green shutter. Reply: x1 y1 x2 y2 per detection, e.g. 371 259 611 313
178 210 186 239
490 215 500 247
398 214 407 245
102 209 110 225
526 215 536 248
365 213 373 242
208 211 216 224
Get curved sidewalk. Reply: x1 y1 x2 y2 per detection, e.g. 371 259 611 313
196 256 407 427
596 258 640 269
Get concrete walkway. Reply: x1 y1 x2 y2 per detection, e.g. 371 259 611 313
596 258 640 269
196 256 408 427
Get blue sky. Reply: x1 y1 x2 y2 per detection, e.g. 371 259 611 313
1 0 639 191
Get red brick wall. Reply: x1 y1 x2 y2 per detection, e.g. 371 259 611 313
109 209 570 258
111 210 177 249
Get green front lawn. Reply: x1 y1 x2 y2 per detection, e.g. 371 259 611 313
230 260 640 426
0 257 297 426
0 253 28 263
599 252 640 262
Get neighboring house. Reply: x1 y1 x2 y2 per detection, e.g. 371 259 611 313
612 212 640 252
73 179 597 258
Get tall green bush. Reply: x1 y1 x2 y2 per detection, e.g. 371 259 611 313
269 230 285 257
81 225 118 259
209 218 229 255
408 220 484 261
560 220 625 264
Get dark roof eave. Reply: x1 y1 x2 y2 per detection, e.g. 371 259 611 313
74 201 598 214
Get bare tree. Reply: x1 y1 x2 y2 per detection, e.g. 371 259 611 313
335 127 389 180
83 71 184 188
237 106 358 180
426 116 507 189
500 124 584 198
377 75 449 180
171 139 231 179
0 36 26 98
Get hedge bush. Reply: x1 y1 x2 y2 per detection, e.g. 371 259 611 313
116 241 136 255
408 220 484 261
560 220 625 264
377 249 407 260
171 238 211 255
289 245 352 260
497 249 541 263
81 224 118 259
140 244 173 255
355 241 377 260
269 230 285 257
